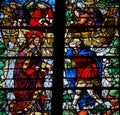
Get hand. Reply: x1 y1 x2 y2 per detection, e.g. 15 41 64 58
13 21 17 26
44 22 48 26
46 64 52 70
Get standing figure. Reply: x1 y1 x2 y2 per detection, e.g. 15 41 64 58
65 3 74 26
64 38 109 114
9 31 52 115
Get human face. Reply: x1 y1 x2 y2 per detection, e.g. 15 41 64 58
33 37 40 46
10 4 17 9
38 4 47 9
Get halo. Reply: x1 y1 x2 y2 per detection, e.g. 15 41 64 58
82 0 99 5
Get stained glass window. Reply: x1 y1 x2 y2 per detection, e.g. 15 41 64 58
0 0 119 115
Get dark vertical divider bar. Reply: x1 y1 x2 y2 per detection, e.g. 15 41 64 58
52 0 65 114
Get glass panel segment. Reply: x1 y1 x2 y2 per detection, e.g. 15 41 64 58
0 0 55 114
63 0 119 114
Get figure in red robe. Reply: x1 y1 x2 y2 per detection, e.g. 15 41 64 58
9 31 52 114
65 47 104 109
30 2 54 27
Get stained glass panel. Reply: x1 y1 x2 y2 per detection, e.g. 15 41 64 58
0 0 55 114
63 0 119 114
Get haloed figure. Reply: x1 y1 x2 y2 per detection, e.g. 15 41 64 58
9 31 52 115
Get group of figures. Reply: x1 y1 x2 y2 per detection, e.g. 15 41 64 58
0 0 54 114
0 0 119 115
63 0 119 115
